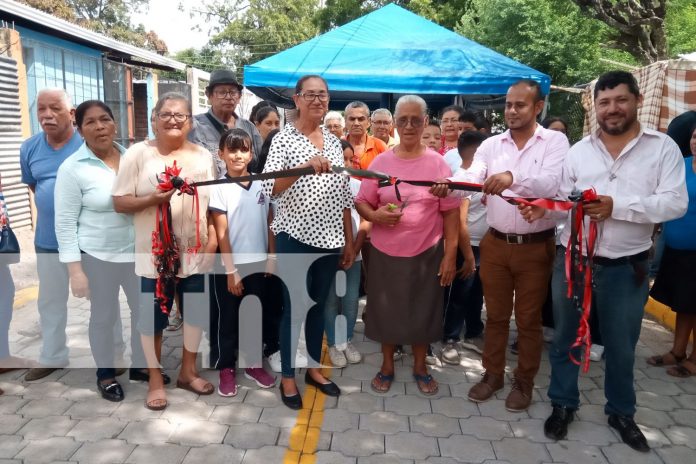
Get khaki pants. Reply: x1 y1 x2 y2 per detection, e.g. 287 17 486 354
479 231 555 383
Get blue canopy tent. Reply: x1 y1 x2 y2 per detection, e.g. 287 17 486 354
243 3 550 111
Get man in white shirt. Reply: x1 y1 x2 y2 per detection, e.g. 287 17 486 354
520 71 688 452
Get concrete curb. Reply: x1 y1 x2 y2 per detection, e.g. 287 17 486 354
645 296 676 332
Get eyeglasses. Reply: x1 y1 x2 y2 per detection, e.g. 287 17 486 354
213 89 241 98
157 112 191 123
296 92 329 102
371 120 392 126
395 117 425 128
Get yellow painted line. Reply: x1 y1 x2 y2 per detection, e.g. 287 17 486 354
13 286 38 309
283 344 332 464
645 297 676 332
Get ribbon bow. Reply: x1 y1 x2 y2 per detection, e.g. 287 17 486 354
151 162 202 314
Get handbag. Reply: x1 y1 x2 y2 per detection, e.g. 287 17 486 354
0 191 20 264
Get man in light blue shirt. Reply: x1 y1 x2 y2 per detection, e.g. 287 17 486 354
19 88 82 380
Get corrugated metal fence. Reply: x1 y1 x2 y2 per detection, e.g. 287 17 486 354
0 56 31 229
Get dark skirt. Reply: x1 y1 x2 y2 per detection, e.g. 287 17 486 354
650 245 696 314
365 242 444 344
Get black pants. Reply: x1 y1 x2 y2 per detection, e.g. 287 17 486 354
209 262 282 369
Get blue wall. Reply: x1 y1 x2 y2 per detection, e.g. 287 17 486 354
18 26 104 135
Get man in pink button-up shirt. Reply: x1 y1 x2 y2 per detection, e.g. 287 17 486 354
464 80 569 412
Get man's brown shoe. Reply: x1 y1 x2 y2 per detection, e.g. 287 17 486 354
467 372 504 403
24 368 59 381
505 378 533 412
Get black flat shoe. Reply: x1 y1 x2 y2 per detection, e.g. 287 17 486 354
608 414 650 453
544 406 575 440
280 383 302 410
97 380 124 402
304 371 341 397
129 369 171 385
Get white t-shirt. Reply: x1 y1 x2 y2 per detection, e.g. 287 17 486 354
444 148 462 174
209 178 270 265
450 167 488 246
349 178 362 262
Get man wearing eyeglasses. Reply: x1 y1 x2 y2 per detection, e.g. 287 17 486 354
189 69 264 177
370 108 397 149
345 101 387 170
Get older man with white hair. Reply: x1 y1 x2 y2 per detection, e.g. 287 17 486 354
324 111 344 139
345 101 387 169
20 88 83 380
371 108 397 148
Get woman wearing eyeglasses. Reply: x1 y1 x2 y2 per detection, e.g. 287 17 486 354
262 75 355 410
112 92 217 410
355 95 460 396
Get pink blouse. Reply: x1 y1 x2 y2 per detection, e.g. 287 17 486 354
356 149 460 257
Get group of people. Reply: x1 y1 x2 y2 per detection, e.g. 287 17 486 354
0 67 693 455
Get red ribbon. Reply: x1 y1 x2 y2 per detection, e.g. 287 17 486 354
151 162 201 314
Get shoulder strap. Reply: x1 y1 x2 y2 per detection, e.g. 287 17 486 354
204 112 227 135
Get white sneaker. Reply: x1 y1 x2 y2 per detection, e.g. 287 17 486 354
295 350 308 368
344 341 362 364
543 327 555 343
266 350 310 373
440 340 461 365
18 321 41 338
461 336 485 355
589 344 604 362
328 346 347 368
267 351 282 373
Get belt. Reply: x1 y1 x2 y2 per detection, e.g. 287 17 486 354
489 227 556 245
593 250 649 266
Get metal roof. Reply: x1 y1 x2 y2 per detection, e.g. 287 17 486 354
0 0 186 71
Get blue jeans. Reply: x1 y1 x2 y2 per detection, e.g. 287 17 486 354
443 247 483 340
276 232 339 378
35 246 69 366
324 260 361 347
547 247 649 417
0 264 14 359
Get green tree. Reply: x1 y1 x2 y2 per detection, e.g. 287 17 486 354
457 0 636 86
665 0 696 57
313 0 473 32
205 0 319 69
19 0 168 54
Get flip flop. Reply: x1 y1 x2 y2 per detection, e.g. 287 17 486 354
667 359 696 378
647 351 685 367
176 377 214 395
413 373 439 396
370 371 394 393
145 388 167 411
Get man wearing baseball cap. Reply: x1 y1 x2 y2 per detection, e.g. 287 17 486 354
189 69 264 176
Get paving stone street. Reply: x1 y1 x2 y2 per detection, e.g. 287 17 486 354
1 285 695 464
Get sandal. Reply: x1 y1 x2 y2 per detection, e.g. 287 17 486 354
647 351 685 366
145 388 167 411
667 359 696 378
370 371 394 393
413 373 439 396
176 377 214 395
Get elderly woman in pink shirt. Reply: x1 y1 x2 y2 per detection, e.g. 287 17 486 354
356 95 460 396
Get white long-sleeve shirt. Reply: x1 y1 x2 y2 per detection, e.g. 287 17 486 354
557 127 688 258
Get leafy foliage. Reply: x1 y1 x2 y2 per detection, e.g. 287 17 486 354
205 0 318 70
19 0 168 54
457 0 637 86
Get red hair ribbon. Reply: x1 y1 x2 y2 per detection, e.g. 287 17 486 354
151 161 202 314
